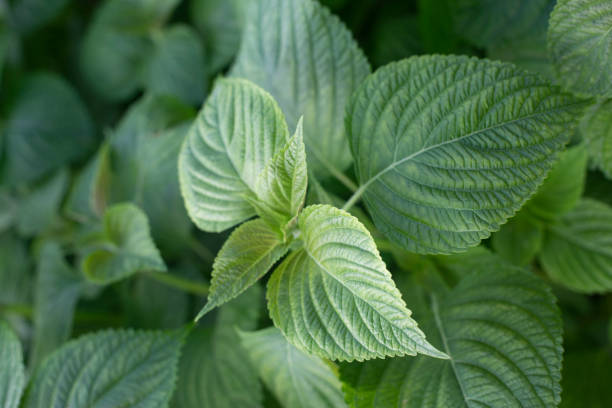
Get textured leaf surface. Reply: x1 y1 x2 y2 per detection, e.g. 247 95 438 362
240 327 347 408
0 321 25 408
348 55 581 254
540 198 612 293
198 219 288 318
341 266 563 408
179 78 289 232
524 144 588 222
580 99 612 179
232 0 370 179
26 329 184 408
173 286 263 408
82 203 166 284
267 204 446 361
492 212 543 266
3 73 95 184
548 0 612 97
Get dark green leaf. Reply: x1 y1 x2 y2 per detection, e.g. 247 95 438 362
491 212 543 266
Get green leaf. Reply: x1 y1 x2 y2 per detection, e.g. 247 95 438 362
0 189 15 234
548 0 612 98
146 24 207 105
267 204 446 361
16 168 69 237
348 55 582 254
491 212 543 266
198 219 288 318
239 327 347 408
179 77 289 232
250 118 308 231
0 321 25 408
539 198 612 293
453 0 553 48
432 245 506 278
560 350 612 407
82 203 166 284
30 242 85 369
9 0 69 33
369 15 422 67
0 234 31 306
79 0 180 101
341 265 563 408
25 328 185 408
3 73 95 185
231 0 370 180
524 144 588 222
173 286 263 408
580 99 612 179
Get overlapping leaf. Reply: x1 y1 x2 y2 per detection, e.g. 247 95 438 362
492 212 543 266
232 0 370 179
348 55 582 254
267 204 446 361
0 322 25 408
580 99 612 179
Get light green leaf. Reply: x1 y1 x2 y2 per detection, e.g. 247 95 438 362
30 242 85 369
240 327 346 408
198 219 288 318
231 0 370 179
25 328 185 408
560 350 612 408
179 77 289 232
79 0 180 101
341 265 563 408
82 203 166 284
580 99 612 179
146 24 207 105
548 0 612 98
16 168 69 237
453 0 553 48
524 144 588 222
267 204 446 361
173 286 263 408
539 198 612 293
9 0 69 33
348 55 582 254
491 212 543 266
3 73 95 184
0 321 25 408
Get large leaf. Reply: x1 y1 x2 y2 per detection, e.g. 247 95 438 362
3 73 95 185
548 0 612 98
9 0 69 33
267 204 446 361
25 328 185 408
82 203 166 284
231 0 370 179
580 99 612 179
197 219 288 318
347 55 582 254
173 286 263 408
179 78 289 232
30 242 85 369
0 322 25 408
341 265 563 408
240 327 347 408
539 198 612 293
146 24 207 105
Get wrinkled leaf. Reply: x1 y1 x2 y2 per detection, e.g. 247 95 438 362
0 321 25 408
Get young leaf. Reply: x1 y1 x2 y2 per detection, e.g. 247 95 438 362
267 204 447 361
173 286 263 408
231 0 370 180
580 99 612 179
539 198 612 293
548 0 612 98
0 322 25 408
179 78 289 232
25 328 185 408
239 327 347 408
3 73 95 185
347 55 582 254
82 203 166 284
197 219 289 319
524 144 588 222
341 265 563 408
492 212 543 266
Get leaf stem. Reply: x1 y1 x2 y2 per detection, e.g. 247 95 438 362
329 167 358 192
342 183 367 211
144 272 209 296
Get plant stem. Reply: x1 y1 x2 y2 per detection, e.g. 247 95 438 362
342 184 368 211
0 303 33 318
145 272 209 296
329 167 358 192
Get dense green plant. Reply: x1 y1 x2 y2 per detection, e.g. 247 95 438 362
1 0 611 407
